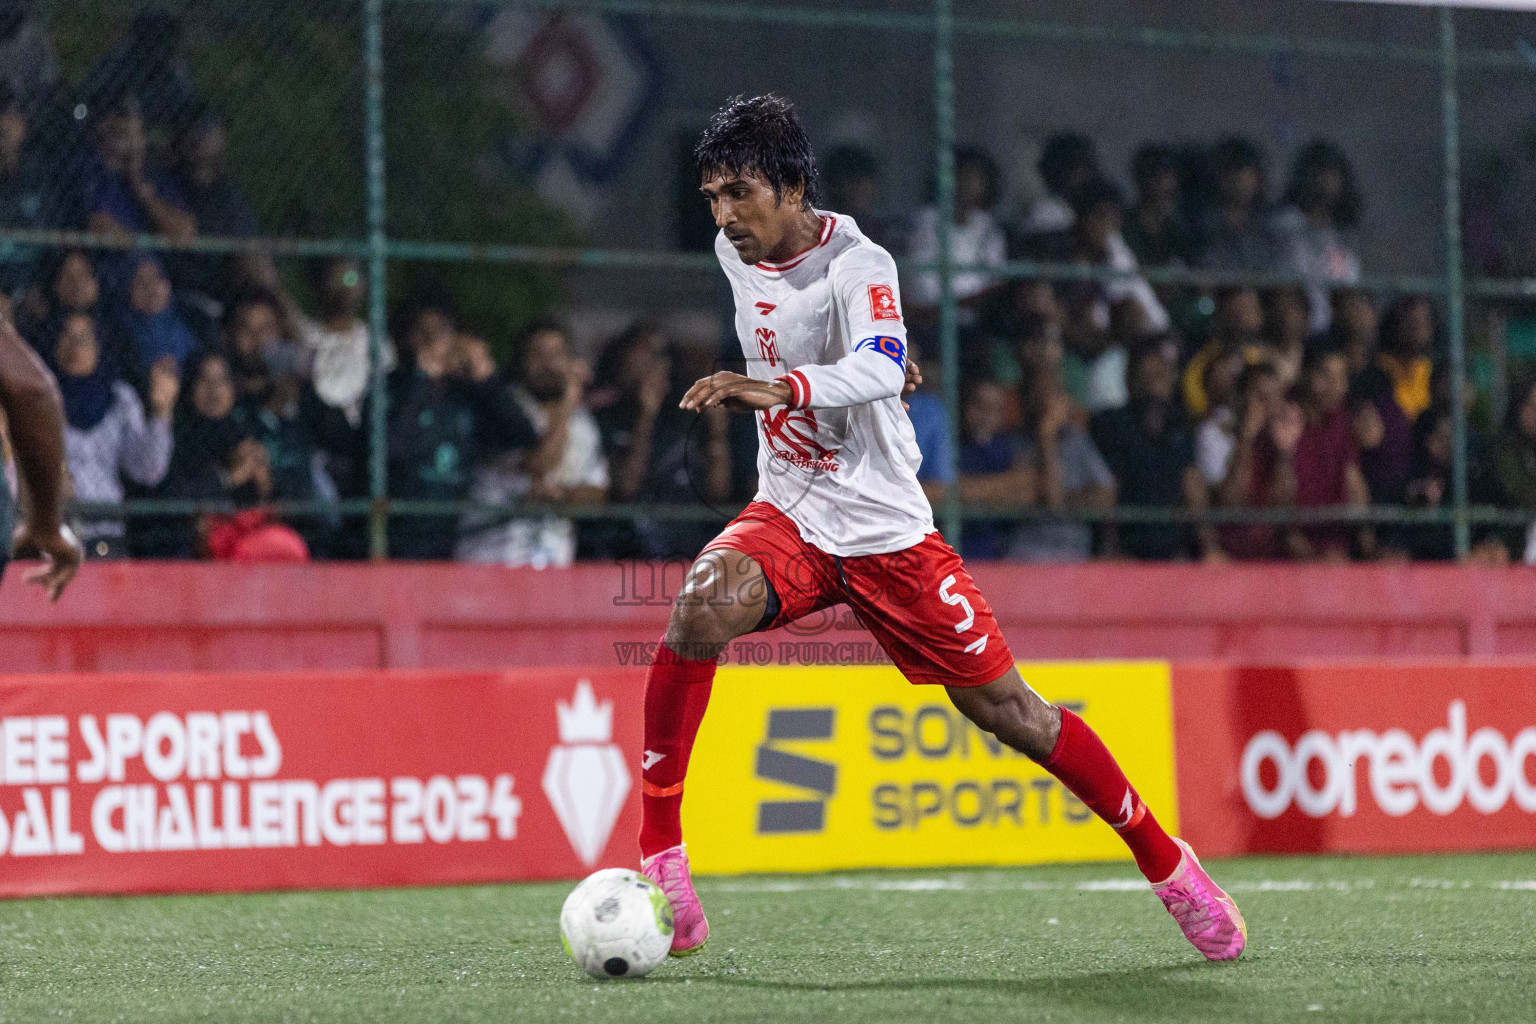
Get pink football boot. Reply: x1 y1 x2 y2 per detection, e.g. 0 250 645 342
1151 838 1247 961
641 843 710 957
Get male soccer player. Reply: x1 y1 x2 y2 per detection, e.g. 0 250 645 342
0 315 83 600
639 95 1244 963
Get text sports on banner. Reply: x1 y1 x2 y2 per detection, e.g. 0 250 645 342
0 670 645 897
684 662 1179 874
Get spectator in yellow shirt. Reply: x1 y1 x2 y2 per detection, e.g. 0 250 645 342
1183 285 1268 419
1376 295 1436 421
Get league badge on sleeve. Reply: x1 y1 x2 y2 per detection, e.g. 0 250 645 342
868 284 902 322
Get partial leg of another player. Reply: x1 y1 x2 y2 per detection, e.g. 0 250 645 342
638 547 772 957
947 670 1247 961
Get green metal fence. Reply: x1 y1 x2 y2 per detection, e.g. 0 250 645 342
1 0 1531 559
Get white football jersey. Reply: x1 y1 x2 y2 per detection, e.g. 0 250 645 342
715 211 934 557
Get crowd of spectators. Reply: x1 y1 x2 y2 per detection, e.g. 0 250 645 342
823 131 1536 565
3 9 1536 565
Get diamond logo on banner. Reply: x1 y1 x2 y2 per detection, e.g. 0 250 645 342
542 680 631 866
483 10 659 223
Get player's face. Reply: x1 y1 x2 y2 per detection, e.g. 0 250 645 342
701 170 804 265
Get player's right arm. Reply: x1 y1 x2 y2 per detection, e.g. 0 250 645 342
772 247 908 411
0 317 82 600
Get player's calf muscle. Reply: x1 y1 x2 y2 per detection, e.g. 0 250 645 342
664 551 767 660
946 671 1061 762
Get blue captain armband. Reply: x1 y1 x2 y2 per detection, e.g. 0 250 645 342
854 335 906 369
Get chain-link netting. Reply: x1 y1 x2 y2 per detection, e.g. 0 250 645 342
2 0 1535 564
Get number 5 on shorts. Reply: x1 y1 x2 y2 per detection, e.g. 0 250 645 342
939 574 988 655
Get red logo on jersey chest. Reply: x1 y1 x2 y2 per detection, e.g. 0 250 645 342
755 327 779 368
755 301 776 315
760 408 839 472
868 284 901 322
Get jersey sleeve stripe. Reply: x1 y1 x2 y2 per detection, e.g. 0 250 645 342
774 373 803 409
791 370 812 409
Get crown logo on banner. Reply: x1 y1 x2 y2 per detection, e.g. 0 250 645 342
556 680 613 744
544 679 630 866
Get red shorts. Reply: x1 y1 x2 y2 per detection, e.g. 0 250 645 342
700 501 1014 687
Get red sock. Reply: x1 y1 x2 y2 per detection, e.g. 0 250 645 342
638 637 716 860
1042 707 1182 883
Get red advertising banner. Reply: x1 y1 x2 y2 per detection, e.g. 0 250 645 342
1172 663 1536 857
0 669 645 897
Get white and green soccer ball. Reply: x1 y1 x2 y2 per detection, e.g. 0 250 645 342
560 868 675 979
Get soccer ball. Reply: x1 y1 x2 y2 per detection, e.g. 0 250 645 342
560 868 675 979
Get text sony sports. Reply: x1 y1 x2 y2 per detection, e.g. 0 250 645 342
683 662 1180 874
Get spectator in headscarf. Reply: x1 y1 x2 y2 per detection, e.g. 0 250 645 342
115 253 198 374
134 350 262 557
49 310 176 557
14 248 102 340
223 289 303 402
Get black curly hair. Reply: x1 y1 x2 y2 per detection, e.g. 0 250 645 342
695 94 819 209
1283 140 1362 230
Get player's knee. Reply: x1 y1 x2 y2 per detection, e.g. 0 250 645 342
665 556 739 657
666 597 730 658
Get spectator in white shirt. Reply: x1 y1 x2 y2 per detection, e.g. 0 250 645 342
1019 132 1098 238
293 255 394 427
1068 176 1169 335
907 147 1006 320
1194 348 1257 492
1273 141 1363 335
1201 360 1283 498
49 312 176 557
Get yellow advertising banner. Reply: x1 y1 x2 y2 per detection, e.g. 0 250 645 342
684 661 1176 874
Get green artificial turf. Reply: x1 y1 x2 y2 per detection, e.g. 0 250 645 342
0 853 1532 1023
